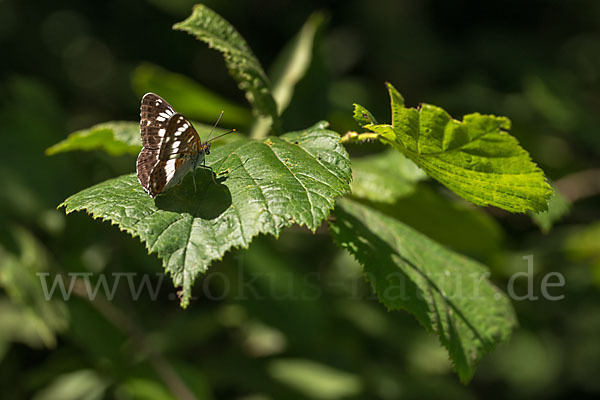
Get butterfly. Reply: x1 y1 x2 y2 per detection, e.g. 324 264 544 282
136 93 234 198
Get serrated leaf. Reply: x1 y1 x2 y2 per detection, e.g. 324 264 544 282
173 4 278 128
60 124 351 307
131 63 253 127
356 83 553 213
350 150 427 203
45 122 141 156
369 185 504 265
352 103 377 126
329 198 517 383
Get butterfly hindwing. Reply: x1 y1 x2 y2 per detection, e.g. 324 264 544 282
136 147 159 191
140 93 176 149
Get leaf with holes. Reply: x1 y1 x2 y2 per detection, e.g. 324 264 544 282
329 198 517 383
173 4 278 129
354 83 553 213
59 123 351 307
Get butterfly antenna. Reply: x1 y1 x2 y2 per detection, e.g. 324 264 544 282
207 128 236 143
206 111 224 142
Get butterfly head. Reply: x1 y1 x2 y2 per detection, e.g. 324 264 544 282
201 142 211 155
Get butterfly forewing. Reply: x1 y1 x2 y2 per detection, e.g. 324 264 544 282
140 93 176 149
158 113 200 160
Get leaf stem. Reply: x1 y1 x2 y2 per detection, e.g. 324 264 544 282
339 131 380 144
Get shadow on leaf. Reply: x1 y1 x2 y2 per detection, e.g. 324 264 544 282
154 170 231 219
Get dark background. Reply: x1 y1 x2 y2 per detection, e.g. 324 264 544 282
1 0 599 399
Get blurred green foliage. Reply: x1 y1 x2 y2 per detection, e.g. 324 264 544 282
1 0 600 399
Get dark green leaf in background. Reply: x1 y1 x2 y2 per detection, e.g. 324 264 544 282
350 150 427 203
530 186 571 234
330 198 517 383
131 63 253 128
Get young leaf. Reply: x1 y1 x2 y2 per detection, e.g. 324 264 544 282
352 103 377 126
269 12 325 115
354 83 553 213
350 150 427 203
59 124 351 307
131 63 253 127
45 122 141 156
173 4 278 127
329 198 517 383
251 12 325 139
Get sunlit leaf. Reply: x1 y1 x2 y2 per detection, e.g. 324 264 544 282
329 198 517 383
59 123 351 307
45 122 141 156
354 83 553 213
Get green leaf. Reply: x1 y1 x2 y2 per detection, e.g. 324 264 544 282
530 187 571 233
268 358 363 399
0 226 69 348
269 12 325 115
250 12 325 139
173 4 278 128
31 369 108 400
370 185 504 266
350 150 427 203
45 122 141 156
131 63 253 127
329 198 517 383
352 103 377 126
46 121 236 156
356 82 553 213
59 124 351 307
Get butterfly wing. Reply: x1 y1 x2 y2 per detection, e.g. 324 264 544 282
158 114 200 160
139 93 176 149
147 113 201 197
137 93 178 196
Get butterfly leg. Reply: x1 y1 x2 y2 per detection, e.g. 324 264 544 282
199 158 217 185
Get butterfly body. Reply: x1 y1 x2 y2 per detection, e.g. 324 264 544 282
136 93 212 198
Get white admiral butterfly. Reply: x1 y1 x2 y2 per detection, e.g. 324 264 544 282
136 93 233 198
